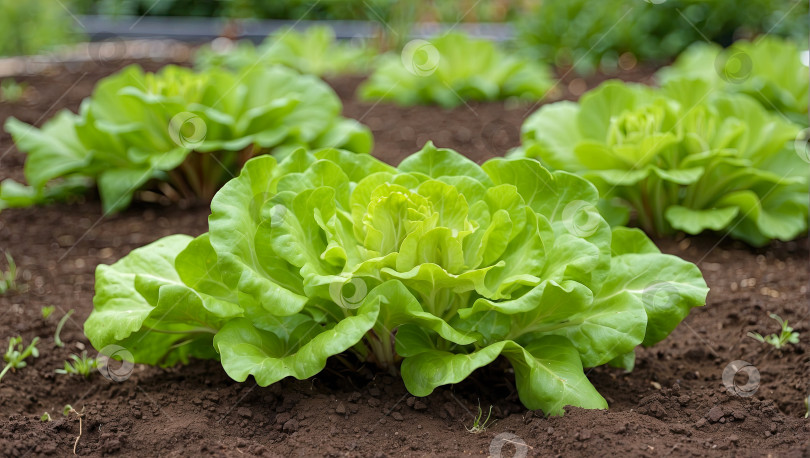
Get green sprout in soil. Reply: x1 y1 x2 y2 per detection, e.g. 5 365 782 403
0 336 40 382
54 309 74 348
63 404 84 455
41 306 55 320
747 313 800 350
55 351 97 378
0 78 26 103
40 412 51 422
465 403 496 434
0 251 18 294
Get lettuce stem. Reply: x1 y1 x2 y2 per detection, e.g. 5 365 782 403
626 188 655 235
365 330 396 370
651 178 668 235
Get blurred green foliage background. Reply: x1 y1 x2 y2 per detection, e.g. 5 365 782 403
1 0 807 76
0 0 80 57
517 0 809 73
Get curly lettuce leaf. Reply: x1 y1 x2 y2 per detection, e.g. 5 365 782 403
658 36 809 125
195 25 375 77
87 144 708 415
516 79 807 246
5 64 371 213
359 32 555 108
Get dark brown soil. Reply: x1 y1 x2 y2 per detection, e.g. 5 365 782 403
327 65 658 165
0 61 808 457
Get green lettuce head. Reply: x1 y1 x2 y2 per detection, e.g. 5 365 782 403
4 64 371 213
515 79 808 246
85 143 708 415
358 32 555 108
657 36 809 126
195 25 375 76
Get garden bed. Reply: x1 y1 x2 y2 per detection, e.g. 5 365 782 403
0 61 807 457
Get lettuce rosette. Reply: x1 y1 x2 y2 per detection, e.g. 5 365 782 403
4 64 371 213
514 79 808 246
85 143 707 415
195 25 374 76
657 36 809 126
358 33 554 108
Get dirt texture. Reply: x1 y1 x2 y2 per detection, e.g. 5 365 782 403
0 60 808 457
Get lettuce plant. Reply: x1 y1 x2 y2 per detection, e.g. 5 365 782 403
85 143 708 415
4 64 371 213
514 79 808 246
195 26 375 76
358 33 554 108
657 36 809 126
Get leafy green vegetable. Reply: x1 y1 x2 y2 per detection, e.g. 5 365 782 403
514 79 808 246
85 143 708 415
4 64 371 213
0 176 89 212
358 33 554 108
195 26 375 76
657 36 809 126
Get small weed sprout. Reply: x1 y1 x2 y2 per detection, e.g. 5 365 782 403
0 336 40 382
63 405 84 455
40 412 51 422
56 351 97 378
466 403 496 434
41 306 55 320
747 313 800 350
0 252 18 294
54 309 74 348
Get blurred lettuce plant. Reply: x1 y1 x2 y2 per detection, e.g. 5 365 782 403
359 32 554 108
195 26 375 77
658 36 809 126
